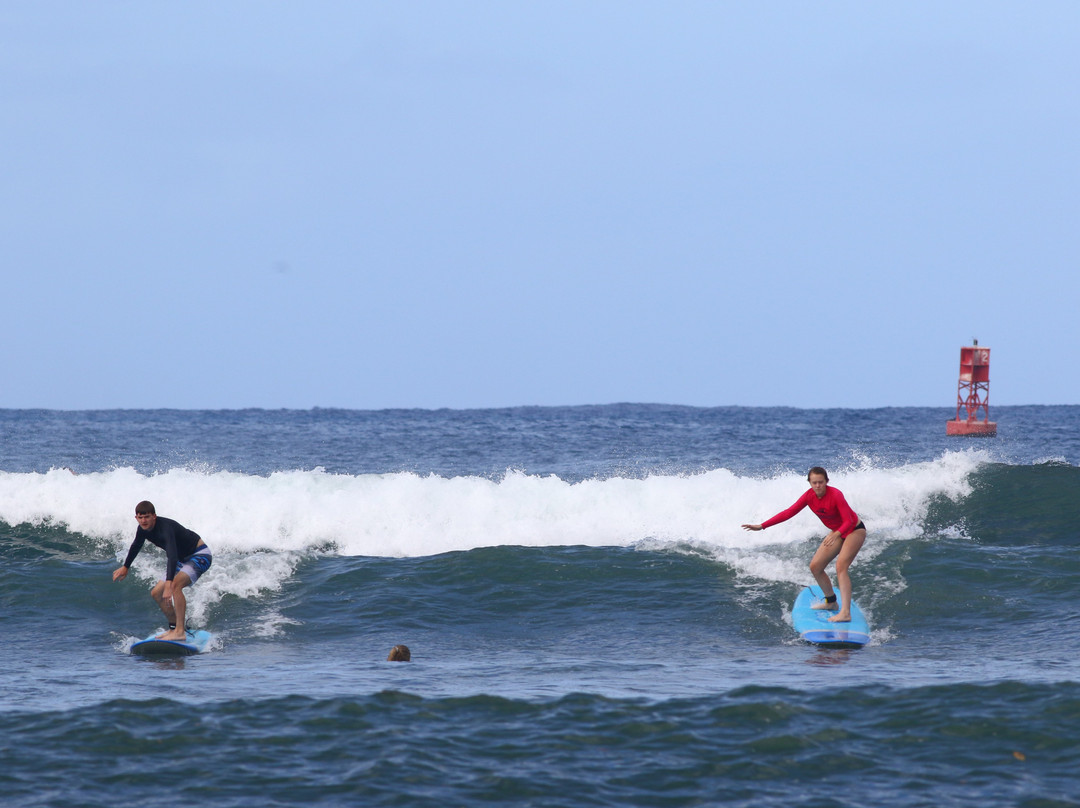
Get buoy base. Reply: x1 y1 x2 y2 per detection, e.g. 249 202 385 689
946 420 997 437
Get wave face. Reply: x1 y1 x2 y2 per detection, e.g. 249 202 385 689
2 405 1079 807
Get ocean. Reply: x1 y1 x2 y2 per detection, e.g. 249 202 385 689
1 404 1078 807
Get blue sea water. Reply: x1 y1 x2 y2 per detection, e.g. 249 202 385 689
2 405 1079 807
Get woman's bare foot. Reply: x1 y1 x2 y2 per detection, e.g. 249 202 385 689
827 612 851 623
811 599 839 611
156 629 188 641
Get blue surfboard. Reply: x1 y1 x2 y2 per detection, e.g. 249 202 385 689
131 629 213 656
792 586 870 648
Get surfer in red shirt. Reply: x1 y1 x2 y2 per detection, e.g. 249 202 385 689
742 467 866 623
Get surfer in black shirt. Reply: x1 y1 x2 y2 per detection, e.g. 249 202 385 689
112 501 212 641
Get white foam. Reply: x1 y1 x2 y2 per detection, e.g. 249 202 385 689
0 451 988 607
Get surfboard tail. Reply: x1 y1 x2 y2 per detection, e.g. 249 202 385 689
791 587 871 648
129 629 213 656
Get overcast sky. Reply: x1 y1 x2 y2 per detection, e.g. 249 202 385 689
3 2 1077 409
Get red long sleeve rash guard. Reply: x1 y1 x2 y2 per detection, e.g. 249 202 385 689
760 486 860 538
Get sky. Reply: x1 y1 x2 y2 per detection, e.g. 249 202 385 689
2 2 1077 410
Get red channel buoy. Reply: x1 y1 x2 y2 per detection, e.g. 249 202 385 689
946 341 997 436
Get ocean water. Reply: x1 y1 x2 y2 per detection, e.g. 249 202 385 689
1 404 1079 807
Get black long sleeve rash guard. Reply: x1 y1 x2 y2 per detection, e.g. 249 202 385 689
122 516 203 582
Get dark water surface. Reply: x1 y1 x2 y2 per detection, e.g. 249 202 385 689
2 405 1078 807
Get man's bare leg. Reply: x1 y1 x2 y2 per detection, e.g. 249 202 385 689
151 572 192 640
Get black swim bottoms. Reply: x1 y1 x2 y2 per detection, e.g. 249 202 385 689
839 521 866 540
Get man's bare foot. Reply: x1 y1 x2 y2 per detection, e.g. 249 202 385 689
827 612 851 623
811 599 839 611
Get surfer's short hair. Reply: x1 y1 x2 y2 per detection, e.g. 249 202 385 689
135 500 156 515
387 644 411 662
807 467 829 482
